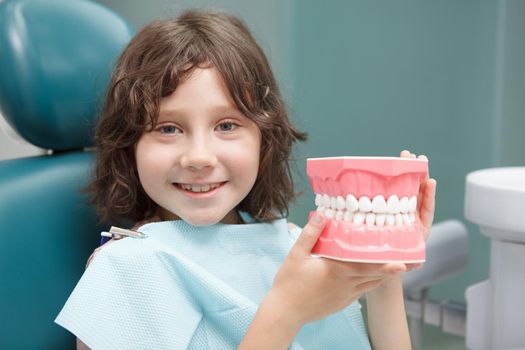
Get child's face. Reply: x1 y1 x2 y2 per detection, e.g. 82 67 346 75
135 67 261 226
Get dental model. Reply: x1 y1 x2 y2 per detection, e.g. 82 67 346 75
307 156 428 263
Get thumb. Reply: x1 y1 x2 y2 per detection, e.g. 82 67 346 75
293 212 326 253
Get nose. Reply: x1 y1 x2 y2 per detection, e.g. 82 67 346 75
179 136 218 170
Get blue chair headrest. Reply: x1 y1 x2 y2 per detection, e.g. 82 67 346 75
0 0 135 151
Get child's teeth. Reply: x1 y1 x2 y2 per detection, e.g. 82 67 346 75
372 195 387 213
346 194 359 212
358 196 372 213
182 183 221 192
387 195 400 214
409 196 417 212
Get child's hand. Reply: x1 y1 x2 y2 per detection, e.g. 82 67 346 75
400 150 437 271
267 213 407 327
399 150 437 241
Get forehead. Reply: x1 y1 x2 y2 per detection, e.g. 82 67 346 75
159 67 238 114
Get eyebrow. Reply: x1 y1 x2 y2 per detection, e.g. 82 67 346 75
158 106 243 117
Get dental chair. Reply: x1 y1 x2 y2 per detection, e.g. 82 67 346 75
0 0 134 348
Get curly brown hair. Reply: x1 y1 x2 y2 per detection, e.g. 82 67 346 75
87 9 307 224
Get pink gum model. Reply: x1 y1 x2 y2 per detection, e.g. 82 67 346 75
307 156 429 263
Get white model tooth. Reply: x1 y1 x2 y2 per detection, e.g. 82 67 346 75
330 196 337 209
316 206 325 213
371 195 387 213
408 213 416 223
315 194 322 206
345 194 359 212
395 213 403 226
375 214 386 227
365 213 376 226
324 208 335 219
400 196 409 213
409 196 417 213
353 212 365 225
322 194 330 208
387 195 400 214
336 196 346 210
402 213 411 225
386 214 395 227
343 211 353 221
359 196 372 213
335 210 344 221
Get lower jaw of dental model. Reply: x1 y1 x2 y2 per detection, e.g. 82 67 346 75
307 156 429 263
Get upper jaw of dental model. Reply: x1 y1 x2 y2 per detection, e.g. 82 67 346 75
307 157 428 227
315 193 418 227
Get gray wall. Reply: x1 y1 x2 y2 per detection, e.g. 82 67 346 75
94 0 293 90
498 0 525 166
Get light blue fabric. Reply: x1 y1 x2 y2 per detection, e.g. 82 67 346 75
55 219 371 349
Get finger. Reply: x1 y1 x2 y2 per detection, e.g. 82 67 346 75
293 212 326 253
400 150 411 158
419 178 437 232
356 278 384 294
332 260 407 277
417 154 428 160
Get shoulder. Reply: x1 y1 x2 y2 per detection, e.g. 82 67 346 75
86 218 161 268
85 239 117 269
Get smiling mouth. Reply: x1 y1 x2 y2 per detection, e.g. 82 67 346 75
174 182 226 193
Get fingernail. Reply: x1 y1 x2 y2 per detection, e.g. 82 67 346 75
312 212 324 224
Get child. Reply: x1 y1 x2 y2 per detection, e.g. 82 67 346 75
56 9 437 350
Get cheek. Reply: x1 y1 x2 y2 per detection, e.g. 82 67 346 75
135 140 169 185
235 134 261 175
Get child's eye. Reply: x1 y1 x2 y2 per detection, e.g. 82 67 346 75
157 125 181 134
217 121 237 132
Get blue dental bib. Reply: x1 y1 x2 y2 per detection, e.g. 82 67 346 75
56 219 371 349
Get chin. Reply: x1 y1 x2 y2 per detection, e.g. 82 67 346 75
181 213 223 227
